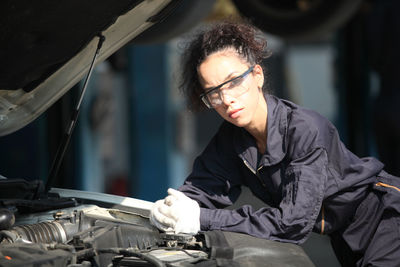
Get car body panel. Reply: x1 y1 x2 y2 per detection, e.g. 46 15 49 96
0 0 172 136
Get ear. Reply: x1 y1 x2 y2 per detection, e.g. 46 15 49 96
253 64 264 90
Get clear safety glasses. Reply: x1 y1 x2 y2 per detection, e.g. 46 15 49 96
200 66 255 109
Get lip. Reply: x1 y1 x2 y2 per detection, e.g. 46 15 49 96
228 108 244 119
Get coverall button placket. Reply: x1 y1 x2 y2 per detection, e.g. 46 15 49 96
256 165 267 188
242 158 267 188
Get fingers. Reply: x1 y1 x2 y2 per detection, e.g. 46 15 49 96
154 202 176 226
160 204 181 221
167 188 187 200
150 200 176 230
164 195 177 206
150 189 198 234
154 211 176 227
174 220 188 234
151 217 173 232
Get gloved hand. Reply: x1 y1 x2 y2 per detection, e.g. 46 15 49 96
149 188 200 235
149 199 175 232
164 188 200 235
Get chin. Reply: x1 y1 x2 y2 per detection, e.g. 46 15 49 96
227 117 250 128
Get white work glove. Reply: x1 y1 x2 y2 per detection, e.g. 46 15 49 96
149 199 175 232
164 188 200 235
149 188 200 235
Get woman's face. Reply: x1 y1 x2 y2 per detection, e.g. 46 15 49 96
198 49 266 128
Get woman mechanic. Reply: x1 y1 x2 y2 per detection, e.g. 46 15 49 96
149 21 400 266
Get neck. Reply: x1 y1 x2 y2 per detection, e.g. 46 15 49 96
245 95 268 153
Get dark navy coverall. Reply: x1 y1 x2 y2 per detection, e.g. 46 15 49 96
179 95 400 266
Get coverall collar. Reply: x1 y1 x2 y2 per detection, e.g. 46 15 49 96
234 94 288 169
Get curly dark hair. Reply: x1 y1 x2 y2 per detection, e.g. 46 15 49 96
179 20 271 111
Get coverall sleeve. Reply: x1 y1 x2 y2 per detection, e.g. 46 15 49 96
179 126 244 210
196 147 328 244
179 157 242 209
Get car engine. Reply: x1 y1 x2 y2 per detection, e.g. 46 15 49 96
0 204 209 266
0 179 210 267
0 179 315 267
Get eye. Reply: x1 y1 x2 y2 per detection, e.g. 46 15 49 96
210 91 219 98
207 89 220 99
228 76 244 88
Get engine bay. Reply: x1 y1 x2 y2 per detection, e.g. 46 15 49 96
0 179 209 266
0 205 208 266
0 179 315 267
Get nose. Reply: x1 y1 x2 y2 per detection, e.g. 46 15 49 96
220 91 236 106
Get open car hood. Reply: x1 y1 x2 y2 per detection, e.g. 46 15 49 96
0 0 174 136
